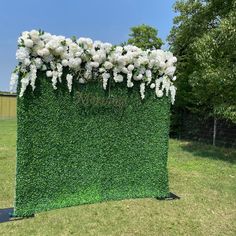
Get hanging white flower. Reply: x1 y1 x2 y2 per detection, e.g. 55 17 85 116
16 47 30 62
10 73 19 92
127 73 134 88
19 76 30 97
161 76 171 96
102 73 110 90
66 74 73 92
170 85 177 104
29 64 37 91
57 63 63 83
52 71 58 89
140 83 145 99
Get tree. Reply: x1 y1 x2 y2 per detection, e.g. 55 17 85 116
191 7 236 122
127 24 163 50
168 0 236 123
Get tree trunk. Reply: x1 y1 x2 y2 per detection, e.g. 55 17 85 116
213 117 217 146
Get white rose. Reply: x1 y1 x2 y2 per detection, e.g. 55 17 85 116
24 39 34 48
30 30 39 42
128 64 134 71
62 59 68 67
165 66 176 77
55 46 64 55
90 62 99 68
68 58 82 68
23 58 31 66
37 48 50 57
92 54 100 62
121 67 128 74
104 61 113 70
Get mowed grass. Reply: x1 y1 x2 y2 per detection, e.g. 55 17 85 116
0 119 236 236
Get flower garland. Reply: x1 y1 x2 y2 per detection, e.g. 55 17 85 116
10 30 177 104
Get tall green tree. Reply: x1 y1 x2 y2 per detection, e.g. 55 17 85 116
127 24 163 50
168 0 236 122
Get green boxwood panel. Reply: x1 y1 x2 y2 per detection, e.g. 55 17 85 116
14 73 170 217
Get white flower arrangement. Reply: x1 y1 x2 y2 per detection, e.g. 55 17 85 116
10 30 177 104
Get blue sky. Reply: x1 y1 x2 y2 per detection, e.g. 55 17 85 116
0 0 176 91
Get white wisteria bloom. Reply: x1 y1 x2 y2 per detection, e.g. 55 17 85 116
102 73 110 89
52 71 58 89
10 73 19 92
170 85 177 104
140 83 145 99
19 76 30 97
29 64 37 91
16 47 29 62
66 74 73 92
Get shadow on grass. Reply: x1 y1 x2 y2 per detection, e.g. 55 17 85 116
180 140 236 164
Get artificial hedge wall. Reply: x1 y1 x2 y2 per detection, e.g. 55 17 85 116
14 72 171 217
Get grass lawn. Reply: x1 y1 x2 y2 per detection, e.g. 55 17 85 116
0 119 235 236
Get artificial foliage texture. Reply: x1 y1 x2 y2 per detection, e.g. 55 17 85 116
14 73 171 217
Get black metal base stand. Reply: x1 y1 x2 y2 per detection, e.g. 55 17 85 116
0 208 34 224
156 192 180 200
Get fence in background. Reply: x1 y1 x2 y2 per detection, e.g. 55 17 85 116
0 93 17 119
170 112 236 148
